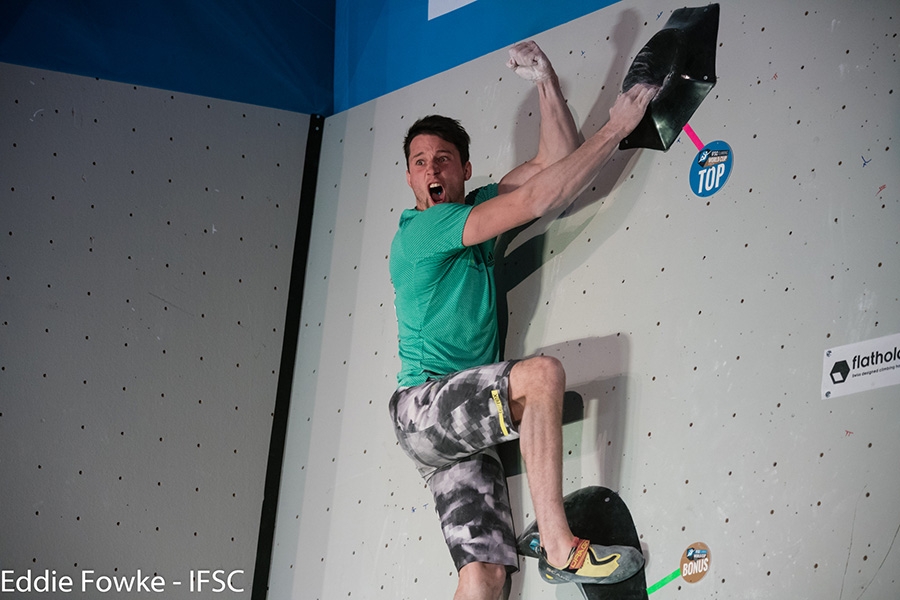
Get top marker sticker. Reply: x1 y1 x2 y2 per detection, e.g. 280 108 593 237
689 140 733 197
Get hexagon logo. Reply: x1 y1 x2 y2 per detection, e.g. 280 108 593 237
830 360 850 384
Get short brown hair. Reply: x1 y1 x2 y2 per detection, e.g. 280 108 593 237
403 115 470 168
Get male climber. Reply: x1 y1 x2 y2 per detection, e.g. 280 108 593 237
388 40 656 600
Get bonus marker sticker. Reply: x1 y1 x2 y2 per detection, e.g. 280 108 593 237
680 542 712 583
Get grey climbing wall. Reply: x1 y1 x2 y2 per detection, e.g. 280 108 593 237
271 0 898 598
0 62 308 598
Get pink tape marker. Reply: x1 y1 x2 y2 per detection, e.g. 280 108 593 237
683 123 705 151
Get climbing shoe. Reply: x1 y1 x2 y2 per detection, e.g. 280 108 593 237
537 537 643 585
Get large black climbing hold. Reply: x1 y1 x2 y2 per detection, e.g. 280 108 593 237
517 486 648 599
619 4 720 152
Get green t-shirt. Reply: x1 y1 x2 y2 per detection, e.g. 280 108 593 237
390 184 500 387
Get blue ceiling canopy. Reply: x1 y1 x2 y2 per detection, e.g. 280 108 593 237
1 0 623 116
334 0 620 113
0 0 335 115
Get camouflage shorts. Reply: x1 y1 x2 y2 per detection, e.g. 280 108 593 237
389 361 521 572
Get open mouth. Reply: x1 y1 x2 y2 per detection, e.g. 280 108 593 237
429 183 444 203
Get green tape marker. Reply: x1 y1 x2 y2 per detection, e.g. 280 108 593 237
647 568 680 595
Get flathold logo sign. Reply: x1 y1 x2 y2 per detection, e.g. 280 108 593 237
822 333 900 399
